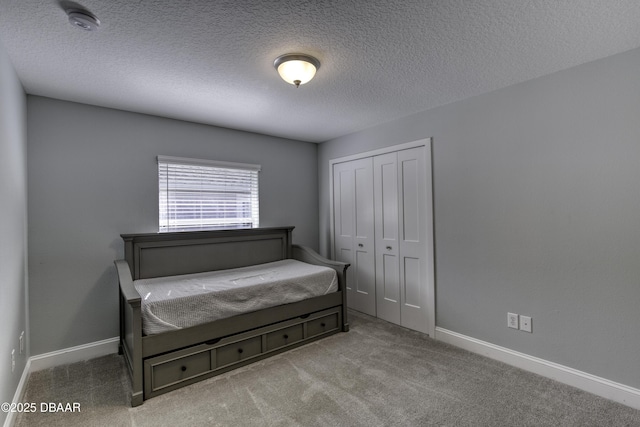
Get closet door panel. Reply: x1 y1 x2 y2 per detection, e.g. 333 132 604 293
382 254 400 302
398 147 429 333
337 170 353 237
400 157 420 242
355 248 376 301
380 163 399 239
403 257 421 307
352 159 375 315
333 165 353 271
374 153 401 324
354 167 373 239
333 158 376 316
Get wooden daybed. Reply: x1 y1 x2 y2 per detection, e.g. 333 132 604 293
115 226 349 406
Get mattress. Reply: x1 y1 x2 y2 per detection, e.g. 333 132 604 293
133 259 338 335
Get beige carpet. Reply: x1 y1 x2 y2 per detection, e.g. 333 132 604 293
15 311 640 426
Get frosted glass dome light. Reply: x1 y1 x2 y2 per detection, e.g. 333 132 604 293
274 54 320 88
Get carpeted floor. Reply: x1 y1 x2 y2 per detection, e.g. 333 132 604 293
14 311 640 426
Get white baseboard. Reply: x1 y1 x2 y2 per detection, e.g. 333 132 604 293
4 337 119 427
29 337 119 372
3 359 31 427
435 327 640 411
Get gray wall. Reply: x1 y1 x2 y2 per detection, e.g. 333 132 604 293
0 39 28 425
27 96 319 355
318 47 640 389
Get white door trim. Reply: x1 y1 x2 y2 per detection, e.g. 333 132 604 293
329 139 430 167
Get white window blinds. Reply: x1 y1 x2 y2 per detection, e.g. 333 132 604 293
158 156 260 232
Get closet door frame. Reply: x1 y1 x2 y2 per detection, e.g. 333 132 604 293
329 138 435 337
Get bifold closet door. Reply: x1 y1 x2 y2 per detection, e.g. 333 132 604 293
373 153 401 325
396 147 429 333
332 158 376 316
374 147 429 333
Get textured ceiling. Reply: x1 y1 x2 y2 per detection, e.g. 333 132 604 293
1 0 640 143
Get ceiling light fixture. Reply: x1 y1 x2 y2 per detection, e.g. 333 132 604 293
274 54 320 88
66 9 100 31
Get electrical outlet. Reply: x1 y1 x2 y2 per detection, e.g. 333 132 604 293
11 349 15 373
507 312 519 329
19 331 24 354
520 315 532 333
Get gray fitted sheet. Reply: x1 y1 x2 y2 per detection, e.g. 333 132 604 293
134 259 338 335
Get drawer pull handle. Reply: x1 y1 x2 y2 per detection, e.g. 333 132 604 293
283 334 289 339
358 243 363 247
238 348 243 354
321 323 326 327
386 246 392 250
181 366 187 372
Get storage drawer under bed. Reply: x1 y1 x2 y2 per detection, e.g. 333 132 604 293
143 307 342 398
151 349 211 390
144 344 212 393
266 323 304 351
307 311 339 338
216 336 263 368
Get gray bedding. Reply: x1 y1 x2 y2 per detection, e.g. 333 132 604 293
134 259 338 335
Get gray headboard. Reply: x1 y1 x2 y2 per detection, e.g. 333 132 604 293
121 227 294 279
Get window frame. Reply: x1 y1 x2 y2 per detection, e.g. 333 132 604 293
157 155 260 232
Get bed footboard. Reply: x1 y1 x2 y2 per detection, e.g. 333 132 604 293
114 259 144 407
292 244 350 332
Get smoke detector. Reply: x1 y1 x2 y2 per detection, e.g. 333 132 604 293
66 9 100 31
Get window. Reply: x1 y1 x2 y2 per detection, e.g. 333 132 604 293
158 156 260 232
